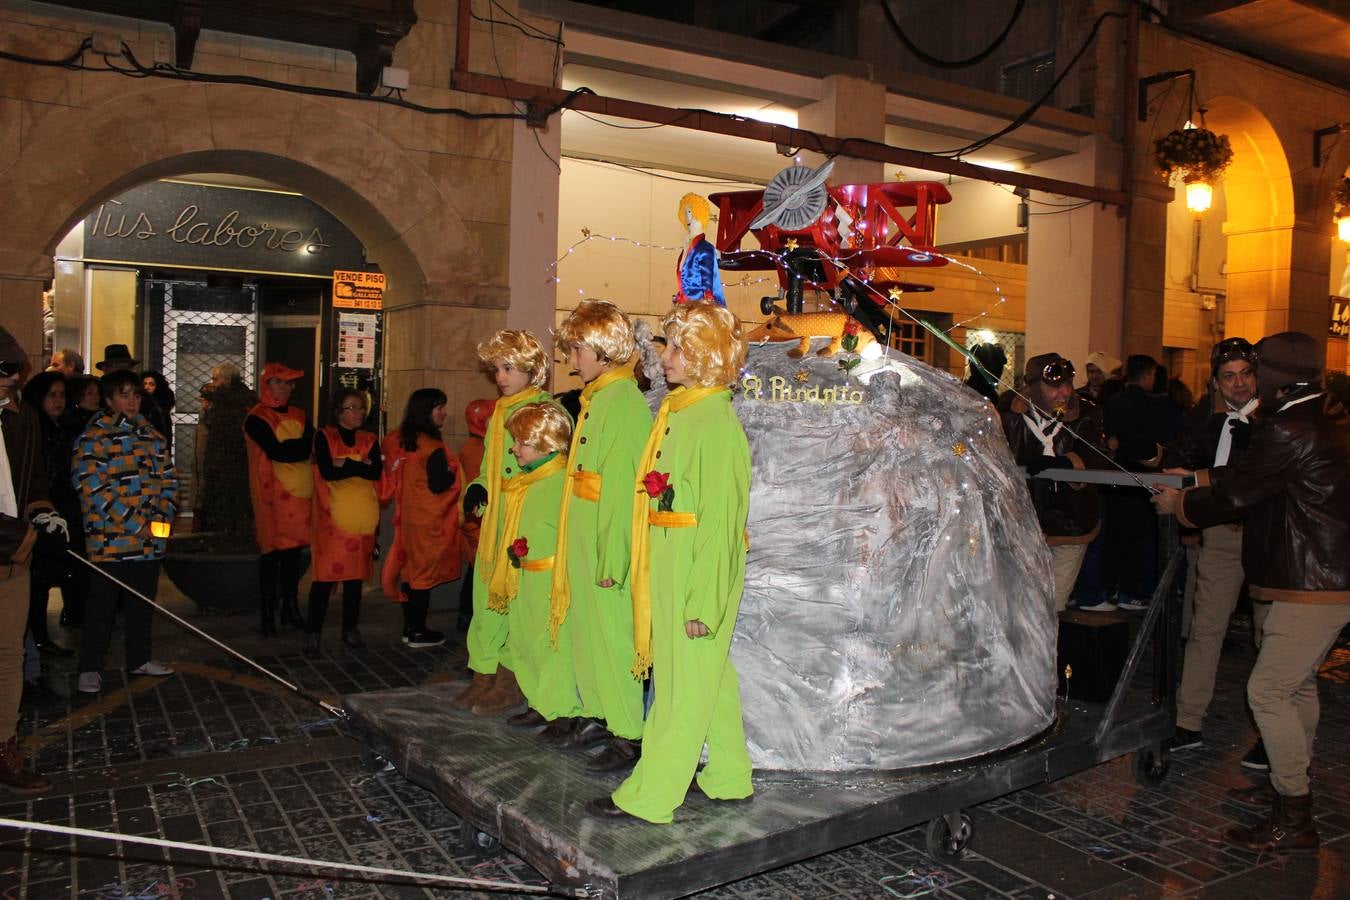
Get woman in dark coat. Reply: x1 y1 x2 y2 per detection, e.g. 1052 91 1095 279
20 372 79 654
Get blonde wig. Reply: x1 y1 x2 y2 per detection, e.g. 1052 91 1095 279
476 329 549 388
506 402 572 455
661 302 746 388
555 299 636 364
678 192 712 232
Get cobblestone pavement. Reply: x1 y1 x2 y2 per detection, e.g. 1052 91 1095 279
2 577 1346 899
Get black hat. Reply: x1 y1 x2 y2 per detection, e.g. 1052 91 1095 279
1255 332 1320 386
95 344 140 371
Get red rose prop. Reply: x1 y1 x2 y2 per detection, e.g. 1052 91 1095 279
508 537 529 568
843 319 861 337
642 470 670 498
642 470 675 512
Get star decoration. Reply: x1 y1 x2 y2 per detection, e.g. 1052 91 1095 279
784 238 799 251
887 287 904 302
793 370 809 383
580 226 591 238
951 440 968 457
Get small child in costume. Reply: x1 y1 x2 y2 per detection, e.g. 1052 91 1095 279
544 299 653 770
486 402 582 725
453 330 555 714
587 302 753 824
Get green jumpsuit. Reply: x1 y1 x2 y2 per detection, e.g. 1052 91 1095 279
611 389 753 823
497 454 581 721
466 386 552 675
554 370 651 740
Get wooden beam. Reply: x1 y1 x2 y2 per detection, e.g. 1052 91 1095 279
450 70 1130 207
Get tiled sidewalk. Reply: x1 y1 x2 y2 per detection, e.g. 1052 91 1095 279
1 580 1346 898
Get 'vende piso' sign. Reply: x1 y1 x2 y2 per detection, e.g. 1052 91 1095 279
82 180 365 278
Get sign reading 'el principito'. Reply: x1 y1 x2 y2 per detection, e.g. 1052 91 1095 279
333 270 386 309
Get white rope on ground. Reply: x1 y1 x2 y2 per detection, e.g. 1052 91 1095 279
0 818 597 898
63 551 348 720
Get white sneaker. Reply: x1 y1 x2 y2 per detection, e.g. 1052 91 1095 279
130 660 174 677
77 671 102 694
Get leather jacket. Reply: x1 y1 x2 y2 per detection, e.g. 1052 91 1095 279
1000 393 1107 544
0 396 53 566
1178 387 1350 603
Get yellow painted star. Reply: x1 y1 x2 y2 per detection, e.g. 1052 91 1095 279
784 238 799 251
951 440 968 457
887 287 904 302
793 370 809 383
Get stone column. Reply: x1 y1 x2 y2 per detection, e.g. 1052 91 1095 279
1024 142 1130 370
1224 219 1330 350
0 276 47 369
798 75 885 186
507 115 562 354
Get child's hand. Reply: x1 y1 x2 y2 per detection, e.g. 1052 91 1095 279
685 620 709 638
598 578 615 588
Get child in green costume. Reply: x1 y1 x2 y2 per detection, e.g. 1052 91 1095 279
546 300 653 770
453 330 555 715
586 302 754 824
485 402 582 725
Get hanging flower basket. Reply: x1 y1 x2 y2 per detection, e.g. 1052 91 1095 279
1153 127 1233 185
1334 177 1350 217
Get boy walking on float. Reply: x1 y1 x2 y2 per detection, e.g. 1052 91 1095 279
587 302 754 823
453 330 554 715
485 402 581 725
544 300 653 770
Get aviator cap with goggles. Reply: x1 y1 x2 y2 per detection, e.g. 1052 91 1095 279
1024 353 1076 387
1210 337 1257 376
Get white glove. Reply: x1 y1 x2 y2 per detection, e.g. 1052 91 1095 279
31 510 70 541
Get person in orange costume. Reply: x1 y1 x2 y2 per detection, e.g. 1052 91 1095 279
380 388 461 648
304 389 381 657
455 398 494 632
244 363 314 636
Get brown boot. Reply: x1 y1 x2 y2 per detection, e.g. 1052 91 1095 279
471 666 524 716
1224 791 1319 854
449 672 494 711
0 736 50 795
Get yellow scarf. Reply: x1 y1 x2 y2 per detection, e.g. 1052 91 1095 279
628 385 727 678
548 366 637 645
486 454 566 612
476 385 546 571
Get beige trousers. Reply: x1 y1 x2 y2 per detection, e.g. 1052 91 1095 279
1049 543 1088 612
1175 525 1244 730
1247 601 1350 796
0 563 30 743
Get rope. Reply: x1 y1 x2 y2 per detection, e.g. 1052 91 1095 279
64 551 348 720
0 818 596 897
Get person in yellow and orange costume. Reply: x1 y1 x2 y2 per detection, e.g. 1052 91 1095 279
453 331 556 712
543 299 652 770
482 402 580 721
380 388 461 649
303 389 381 657
586 302 753 824
244 363 314 636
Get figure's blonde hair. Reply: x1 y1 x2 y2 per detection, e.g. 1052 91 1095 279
678 193 711 232
555 299 636 364
661 302 746 388
506 402 572 455
476 330 549 388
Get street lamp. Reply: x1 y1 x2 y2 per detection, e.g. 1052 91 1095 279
1186 182 1213 215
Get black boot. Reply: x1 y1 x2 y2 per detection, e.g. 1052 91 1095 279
280 597 307 630
259 598 277 636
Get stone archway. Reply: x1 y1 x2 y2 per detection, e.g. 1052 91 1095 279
1200 96 1302 339
0 79 513 418
0 80 491 308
